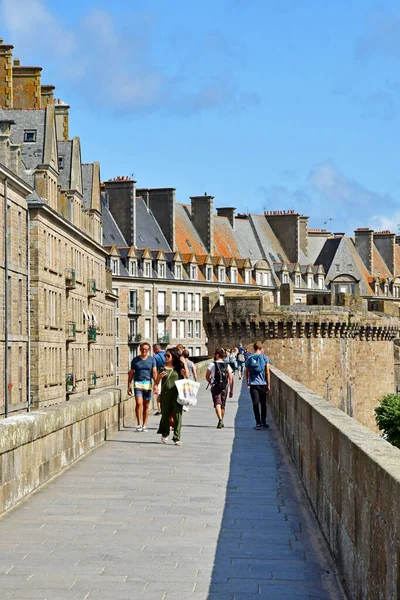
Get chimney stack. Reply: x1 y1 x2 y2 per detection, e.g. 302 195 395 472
104 178 137 247
12 60 42 109
0 39 14 107
216 207 236 230
55 101 70 141
41 84 55 107
191 194 215 254
373 231 396 276
137 188 176 249
264 211 309 262
0 120 14 169
354 228 374 274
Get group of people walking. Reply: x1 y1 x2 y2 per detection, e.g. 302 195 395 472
127 341 271 445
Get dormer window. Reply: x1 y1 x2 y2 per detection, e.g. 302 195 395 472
282 273 289 284
190 265 197 281
111 259 119 275
58 156 64 170
24 129 36 142
144 262 151 277
307 275 313 288
256 272 262 285
175 264 182 279
218 267 225 282
263 272 271 286
384 283 388 296
159 263 165 278
206 267 213 281
230 268 237 283
318 275 324 290
129 260 137 276
295 275 301 288
244 270 250 284
374 282 379 295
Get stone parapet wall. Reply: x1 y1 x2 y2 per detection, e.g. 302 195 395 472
204 303 399 430
0 386 133 517
269 366 400 600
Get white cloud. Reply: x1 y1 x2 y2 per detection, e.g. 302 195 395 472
0 0 258 114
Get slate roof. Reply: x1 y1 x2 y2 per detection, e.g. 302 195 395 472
1 108 46 187
212 216 243 258
101 197 129 247
57 140 72 190
248 214 289 264
135 197 171 251
82 163 94 209
233 217 265 260
314 237 342 274
307 232 332 264
372 246 391 279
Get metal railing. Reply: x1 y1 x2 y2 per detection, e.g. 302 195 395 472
157 332 170 344
66 321 76 341
157 305 171 315
87 279 97 297
88 326 97 343
128 333 142 344
65 268 76 288
88 371 97 389
128 302 141 314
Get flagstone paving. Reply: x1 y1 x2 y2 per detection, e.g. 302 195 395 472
0 380 345 599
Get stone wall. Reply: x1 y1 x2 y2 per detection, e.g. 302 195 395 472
0 387 134 516
269 366 400 600
204 301 400 431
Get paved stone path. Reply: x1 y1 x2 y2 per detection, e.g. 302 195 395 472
0 381 345 600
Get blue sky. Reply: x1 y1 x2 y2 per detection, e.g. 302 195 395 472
2 0 400 235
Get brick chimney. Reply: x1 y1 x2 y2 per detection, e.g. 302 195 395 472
55 100 70 141
354 228 374 274
41 84 55 107
264 210 309 262
373 231 396 276
191 194 214 254
216 207 236 230
136 187 176 249
12 59 42 109
0 39 14 108
104 177 137 247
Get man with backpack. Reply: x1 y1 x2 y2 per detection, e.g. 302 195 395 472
237 347 246 379
245 341 271 430
206 348 234 429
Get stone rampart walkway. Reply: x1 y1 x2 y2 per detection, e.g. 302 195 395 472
0 381 345 600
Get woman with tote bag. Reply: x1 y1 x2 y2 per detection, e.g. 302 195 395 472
155 348 189 446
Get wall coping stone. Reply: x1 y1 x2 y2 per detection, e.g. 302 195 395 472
0 386 123 455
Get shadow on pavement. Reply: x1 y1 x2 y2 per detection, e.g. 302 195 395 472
206 384 341 600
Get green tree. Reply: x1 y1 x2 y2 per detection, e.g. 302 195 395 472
374 394 400 448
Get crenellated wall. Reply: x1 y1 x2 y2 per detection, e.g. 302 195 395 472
204 298 400 430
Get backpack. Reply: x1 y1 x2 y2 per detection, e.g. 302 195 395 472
212 361 229 392
237 352 245 363
248 353 264 375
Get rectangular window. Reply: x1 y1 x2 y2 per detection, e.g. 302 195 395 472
145 262 151 277
24 129 37 142
245 270 250 284
129 290 137 310
172 319 177 339
187 293 193 312
159 263 165 278
144 318 151 339
172 292 177 311
195 293 201 312
188 320 193 338
58 156 64 170
191 265 197 280
179 320 185 338
231 268 237 283
158 319 166 336
219 268 225 282
195 320 201 338
130 261 137 276
179 292 185 311
175 264 182 279
144 290 151 310
111 259 119 275
158 291 166 313
207 267 213 281
129 318 137 335
195 347 201 356
219 294 225 306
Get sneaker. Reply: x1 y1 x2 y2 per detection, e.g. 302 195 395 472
142 426 148 432
161 436 168 444
217 420 224 429
261 423 270 429
136 425 143 432
174 440 182 446
254 424 262 430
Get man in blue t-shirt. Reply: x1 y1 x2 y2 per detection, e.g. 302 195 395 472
128 342 157 432
245 341 271 430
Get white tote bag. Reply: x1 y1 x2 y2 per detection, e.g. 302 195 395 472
175 379 200 406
